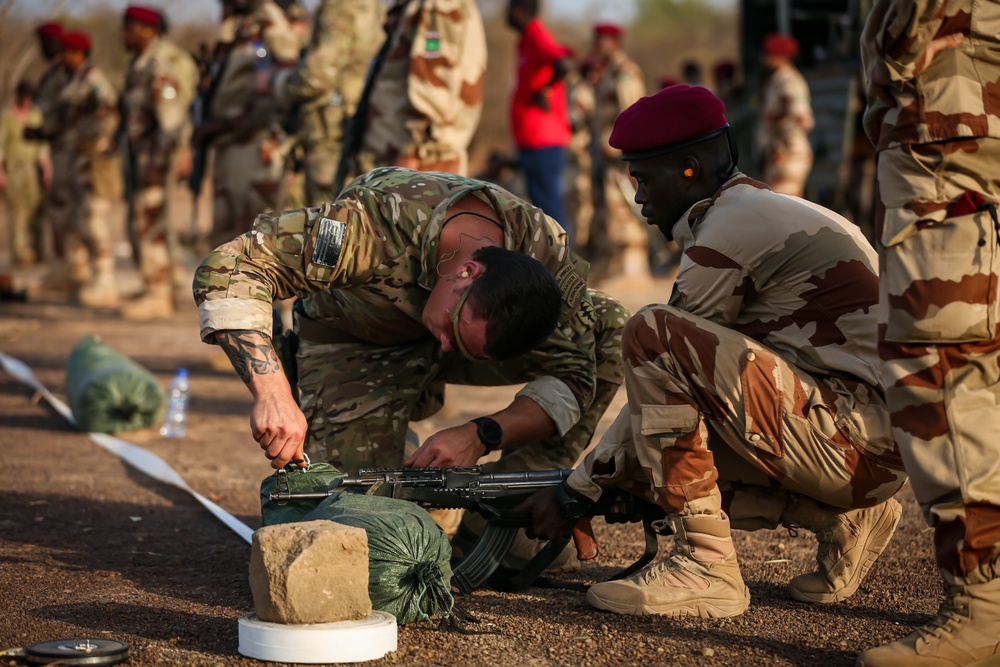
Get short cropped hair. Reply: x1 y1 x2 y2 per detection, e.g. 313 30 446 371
467 246 562 360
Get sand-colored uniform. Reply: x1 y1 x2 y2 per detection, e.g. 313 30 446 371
272 0 382 206
586 49 647 283
360 0 486 176
757 64 814 197
568 175 906 524
193 167 627 474
207 0 302 248
34 62 69 265
0 105 48 264
122 37 198 296
862 0 1000 587
42 62 120 285
565 71 596 249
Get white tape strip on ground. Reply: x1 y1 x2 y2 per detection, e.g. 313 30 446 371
0 352 254 544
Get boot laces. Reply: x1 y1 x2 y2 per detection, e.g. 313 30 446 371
638 551 695 586
916 594 969 641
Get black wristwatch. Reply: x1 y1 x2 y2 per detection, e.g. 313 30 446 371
554 481 595 520
470 417 503 454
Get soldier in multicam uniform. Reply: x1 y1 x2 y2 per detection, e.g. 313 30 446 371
521 85 907 618
756 33 814 198
35 31 121 308
584 24 650 288
195 0 301 250
360 0 486 176
856 2 1000 665
193 167 628 557
119 5 199 320
265 0 382 206
1 82 51 266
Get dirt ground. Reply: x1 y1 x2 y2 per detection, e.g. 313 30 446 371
0 243 944 667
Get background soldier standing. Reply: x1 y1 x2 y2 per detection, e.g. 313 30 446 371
857 2 1000 665
119 5 199 320
584 23 649 288
360 0 487 176
267 0 382 206
35 31 121 308
1 82 51 266
195 0 301 250
756 33 814 198
564 57 600 250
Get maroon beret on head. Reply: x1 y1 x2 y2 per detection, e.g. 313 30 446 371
762 33 799 58
35 22 63 39
713 60 737 79
610 84 728 160
59 30 92 53
594 23 623 38
124 5 161 27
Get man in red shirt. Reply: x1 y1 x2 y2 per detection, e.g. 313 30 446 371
507 0 573 244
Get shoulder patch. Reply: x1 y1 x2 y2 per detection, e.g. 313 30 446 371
554 264 585 306
312 217 347 269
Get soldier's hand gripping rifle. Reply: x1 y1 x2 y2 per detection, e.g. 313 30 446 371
270 465 668 595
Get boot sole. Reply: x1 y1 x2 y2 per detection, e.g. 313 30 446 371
789 498 902 604
586 588 749 618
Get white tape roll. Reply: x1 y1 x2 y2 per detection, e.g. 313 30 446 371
237 611 398 664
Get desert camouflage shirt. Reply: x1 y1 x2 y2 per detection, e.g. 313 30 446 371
34 61 69 131
669 174 883 389
194 167 600 432
757 64 814 155
43 62 118 155
272 0 382 145
123 38 199 172
861 0 1000 150
592 49 645 161
364 0 487 163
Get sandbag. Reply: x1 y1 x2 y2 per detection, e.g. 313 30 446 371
259 464 454 626
65 335 166 433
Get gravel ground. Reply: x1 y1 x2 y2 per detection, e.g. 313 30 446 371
0 274 942 667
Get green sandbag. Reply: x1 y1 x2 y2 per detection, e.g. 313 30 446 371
65 335 166 433
259 464 454 625
304 492 455 626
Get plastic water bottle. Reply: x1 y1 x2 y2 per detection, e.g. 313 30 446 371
160 369 190 438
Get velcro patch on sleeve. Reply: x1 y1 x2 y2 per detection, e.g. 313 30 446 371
312 217 347 269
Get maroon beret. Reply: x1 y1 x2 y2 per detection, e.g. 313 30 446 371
35 22 63 39
59 30 92 53
762 33 799 58
124 5 161 27
594 23 623 38
713 60 737 80
610 84 728 160
658 75 679 90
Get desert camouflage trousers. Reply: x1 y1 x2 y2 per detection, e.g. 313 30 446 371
877 138 1000 585
764 140 813 198
129 150 181 294
296 291 629 475
210 131 284 249
567 305 907 521
585 163 650 282
3 160 45 264
47 148 116 282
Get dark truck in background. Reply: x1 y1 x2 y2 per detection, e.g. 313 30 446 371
732 0 876 239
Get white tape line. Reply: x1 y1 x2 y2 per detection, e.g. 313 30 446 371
0 352 254 544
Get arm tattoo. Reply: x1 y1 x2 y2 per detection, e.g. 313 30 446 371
215 330 281 386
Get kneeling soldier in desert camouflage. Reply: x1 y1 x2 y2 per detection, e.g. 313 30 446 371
521 85 908 618
193 167 628 560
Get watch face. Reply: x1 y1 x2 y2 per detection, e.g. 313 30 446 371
480 419 502 444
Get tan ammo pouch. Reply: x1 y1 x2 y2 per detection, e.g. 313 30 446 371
881 201 1000 343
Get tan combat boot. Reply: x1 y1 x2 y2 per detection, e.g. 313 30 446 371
783 495 902 604
586 513 750 618
856 578 1000 666
120 286 175 320
76 257 120 308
